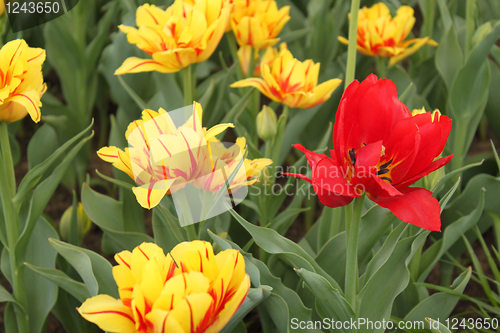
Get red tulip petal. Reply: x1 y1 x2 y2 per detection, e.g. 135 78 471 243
333 74 412 165
395 154 453 189
371 187 441 231
402 113 452 181
292 143 328 170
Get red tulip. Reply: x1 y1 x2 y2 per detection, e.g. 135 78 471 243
285 74 452 231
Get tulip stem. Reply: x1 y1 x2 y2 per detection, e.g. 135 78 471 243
0 123 29 333
226 33 244 80
375 57 387 79
0 121 16 197
345 0 360 89
345 193 365 312
184 65 194 106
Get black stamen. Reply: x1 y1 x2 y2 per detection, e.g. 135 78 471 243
376 168 389 175
379 158 393 170
349 148 356 166
380 177 392 184
363 143 367 146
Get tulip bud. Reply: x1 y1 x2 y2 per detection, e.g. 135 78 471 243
257 105 278 141
59 203 92 243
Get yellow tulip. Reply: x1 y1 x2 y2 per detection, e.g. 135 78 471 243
338 3 438 66
237 42 286 77
0 39 46 123
115 0 229 75
231 48 342 109
231 0 290 49
97 102 271 209
78 241 251 333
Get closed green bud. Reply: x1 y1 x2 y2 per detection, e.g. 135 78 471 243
256 105 278 141
59 203 92 243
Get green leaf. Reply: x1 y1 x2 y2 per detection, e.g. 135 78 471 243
23 217 59 333
220 287 272 333
436 24 463 90
360 222 408 287
81 184 153 251
357 232 428 333
0 284 15 304
14 128 94 262
49 239 118 298
27 124 59 171
419 191 485 281
24 264 91 303
316 205 396 288
14 120 94 206
228 207 342 291
209 230 313 331
295 268 354 333
404 268 471 325
425 318 453 333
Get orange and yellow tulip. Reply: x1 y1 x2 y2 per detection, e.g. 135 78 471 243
338 3 437 66
230 0 290 49
115 0 229 75
231 48 342 109
97 102 271 209
0 39 46 123
78 241 250 333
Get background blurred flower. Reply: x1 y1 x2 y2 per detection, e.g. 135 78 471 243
231 48 342 108
115 0 229 75
78 241 250 333
338 3 438 66
285 74 452 231
0 39 46 123
230 0 290 49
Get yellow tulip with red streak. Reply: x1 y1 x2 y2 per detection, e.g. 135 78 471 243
338 3 438 66
237 42 287 77
0 39 47 123
230 0 290 49
97 102 271 209
231 48 342 109
115 0 229 75
78 241 251 333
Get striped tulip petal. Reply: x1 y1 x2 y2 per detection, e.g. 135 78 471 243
78 295 136 333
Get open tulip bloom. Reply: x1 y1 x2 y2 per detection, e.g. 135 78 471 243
338 3 438 66
78 242 250 333
98 103 271 224
230 0 290 49
0 39 47 123
231 47 342 109
115 0 229 74
285 74 453 231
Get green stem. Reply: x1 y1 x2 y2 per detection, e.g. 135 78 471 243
226 33 244 80
345 0 361 89
0 131 28 333
451 119 467 189
375 57 386 79
186 224 198 241
271 105 290 165
183 65 193 106
0 122 16 197
345 194 365 312
465 0 475 56
422 0 436 59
